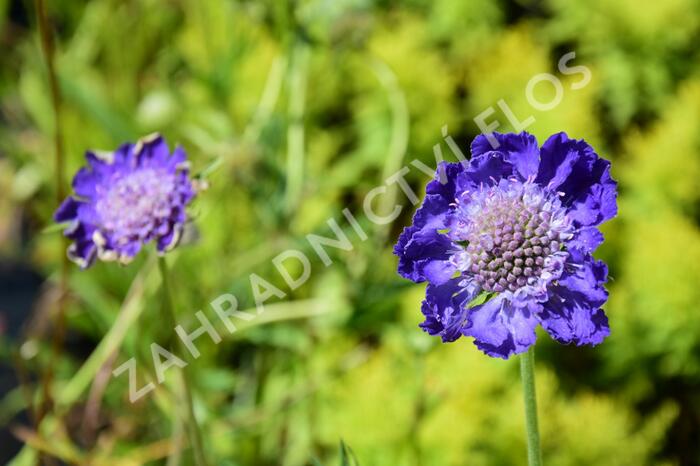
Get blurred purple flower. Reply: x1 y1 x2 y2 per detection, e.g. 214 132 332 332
55 134 195 268
394 132 617 359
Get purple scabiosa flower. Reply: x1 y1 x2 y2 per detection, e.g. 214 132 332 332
394 132 617 359
54 134 196 268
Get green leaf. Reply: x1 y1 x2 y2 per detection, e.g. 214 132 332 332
339 440 360 466
466 290 496 309
41 222 69 235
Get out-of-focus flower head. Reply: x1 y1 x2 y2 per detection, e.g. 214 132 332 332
394 132 617 359
55 134 195 268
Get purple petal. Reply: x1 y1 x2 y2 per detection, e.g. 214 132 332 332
541 304 609 347
423 161 466 200
396 221 457 285
138 135 170 165
63 221 100 268
471 132 540 180
463 295 540 359
461 152 517 187
67 236 97 269
395 162 465 284
76 202 101 226
119 240 143 259
84 151 110 173
420 278 478 342
168 146 188 169
536 132 617 227
54 197 81 222
568 226 604 254
157 225 182 252
113 143 134 167
539 255 610 345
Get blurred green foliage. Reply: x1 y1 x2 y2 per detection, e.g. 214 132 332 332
0 0 699 465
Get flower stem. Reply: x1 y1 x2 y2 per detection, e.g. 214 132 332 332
158 257 209 466
284 42 309 216
36 0 69 435
520 346 543 466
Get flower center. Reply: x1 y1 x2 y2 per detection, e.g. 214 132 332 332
451 179 573 293
96 168 177 241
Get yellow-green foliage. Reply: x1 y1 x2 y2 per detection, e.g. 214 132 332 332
546 0 700 128
465 25 602 147
606 80 700 380
314 319 675 466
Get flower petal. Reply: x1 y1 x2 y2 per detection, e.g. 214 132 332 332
63 222 98 268
112 143 134 167
536 132 617 227
395 162 465 284
67 239 97 269
425 161 464 199
138 135 174 168
420 278 477 342
54 197 81 222
157 225 182 252
539 254 610 345
568 226 604 254
168 146 188 169
395 206 456 284
463 294 540 359
461 151 516 187
470 132 540 180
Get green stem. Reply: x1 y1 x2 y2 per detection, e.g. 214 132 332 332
158 257 209 466
58 258 155 406
284 43 309 216
370 58 409 244
520 346 543 466
36 0 69 438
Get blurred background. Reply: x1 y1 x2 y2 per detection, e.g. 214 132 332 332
1 0 700 465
